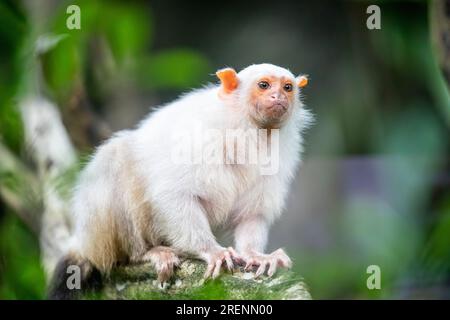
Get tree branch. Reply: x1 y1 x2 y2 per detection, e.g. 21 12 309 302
430 0 450 91
62 79 112 152
19 96 77 276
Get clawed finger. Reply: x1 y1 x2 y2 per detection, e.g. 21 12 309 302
157 267 172 283
224 251 233 272
242 249 292 277
244 259 255 271
227 247 245 265
275 253 292 269
267 260 277 277
204 248 239 279
204 261 215 278
212 259 222 278
255 261 268 278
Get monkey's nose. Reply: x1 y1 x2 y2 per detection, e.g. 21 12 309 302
269 95 288 109
270 93 279 100
270 93 287 103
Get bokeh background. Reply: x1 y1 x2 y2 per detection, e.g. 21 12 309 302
0 0 449 299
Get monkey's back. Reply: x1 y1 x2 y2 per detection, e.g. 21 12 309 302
71 131 161 272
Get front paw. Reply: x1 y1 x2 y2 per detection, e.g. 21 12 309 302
203 247 243 279
243 248 292 277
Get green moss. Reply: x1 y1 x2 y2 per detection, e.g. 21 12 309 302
94 260 311 300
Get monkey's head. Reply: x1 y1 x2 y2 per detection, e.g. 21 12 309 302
216 63 308 129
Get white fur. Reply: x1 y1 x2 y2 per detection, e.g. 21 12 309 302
70 64 313 271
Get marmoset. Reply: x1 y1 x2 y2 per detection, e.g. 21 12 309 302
49 63 312 299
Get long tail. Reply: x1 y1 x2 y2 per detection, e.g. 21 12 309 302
47 252 102 300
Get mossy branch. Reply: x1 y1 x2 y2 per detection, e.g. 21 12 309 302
97 260 311 300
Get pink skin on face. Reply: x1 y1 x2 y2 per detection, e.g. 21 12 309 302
248 75 296 128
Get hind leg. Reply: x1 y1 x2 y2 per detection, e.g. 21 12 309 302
142 246 180 283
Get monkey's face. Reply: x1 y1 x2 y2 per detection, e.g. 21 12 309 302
247 76 296 128
216 64 308 129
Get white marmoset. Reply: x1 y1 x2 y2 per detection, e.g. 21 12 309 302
49 63 312 299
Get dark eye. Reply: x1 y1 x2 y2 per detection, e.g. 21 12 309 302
258 81 270 90
284 83 293 92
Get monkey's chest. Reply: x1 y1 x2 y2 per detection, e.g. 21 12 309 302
200 164 262 227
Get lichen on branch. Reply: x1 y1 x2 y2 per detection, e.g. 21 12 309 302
97 260 311 300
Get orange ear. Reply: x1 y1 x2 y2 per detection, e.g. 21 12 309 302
297 75 308 88
216 68 239 93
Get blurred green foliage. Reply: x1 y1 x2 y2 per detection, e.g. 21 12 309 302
0 0 26 153
41 0 210 105
138 49 211 89
0 213 46 299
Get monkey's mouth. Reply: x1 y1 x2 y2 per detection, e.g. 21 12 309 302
254 111 288 130
268 102 288 111
252 102 290 129
266 102 288 119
